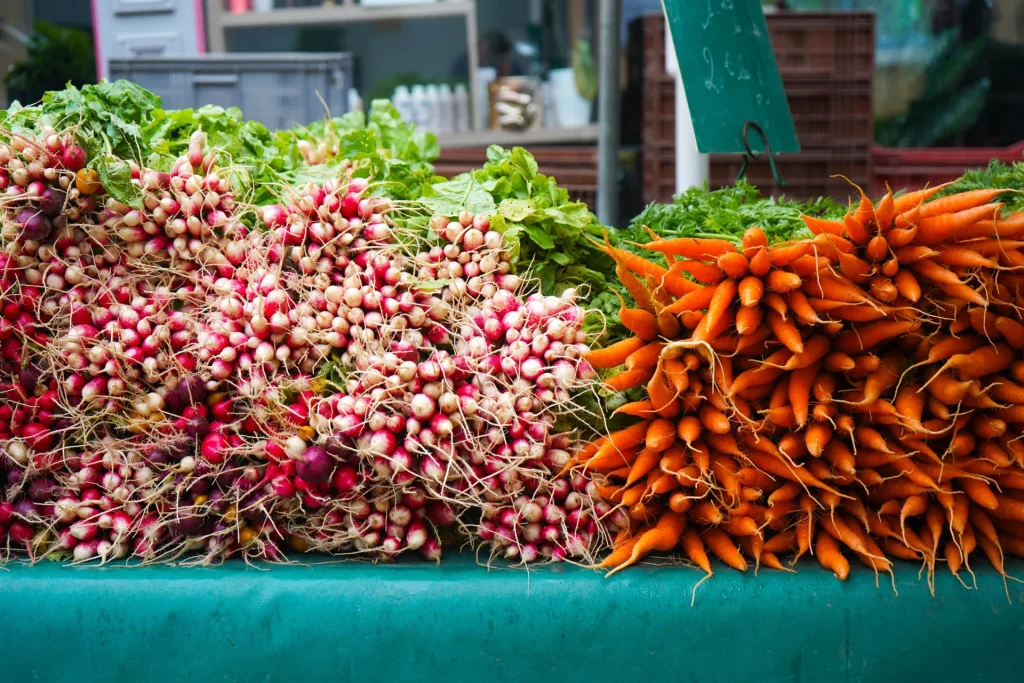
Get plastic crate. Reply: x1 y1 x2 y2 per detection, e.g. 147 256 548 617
108 53 353 131
767 11 875 83
872 143 1024 195
784 81 873 149
711 148 872 203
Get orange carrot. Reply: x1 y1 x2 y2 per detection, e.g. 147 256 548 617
735 304 764 336
766 269 802 293
767 309 804 354
640 237 738 260
692 279 737 344
893 269 921 302
664 282 720 314
802 214 846 237
585 336 645 368
835 320 917 354
702 528 748 571
738 276 764 307
897 188 1004 227
604 366 656 392
624 341 665 372
718 251 750 279
605 511 687 576
815 529 850 580
618 295 660 342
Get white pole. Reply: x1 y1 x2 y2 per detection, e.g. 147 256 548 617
665 22 709 192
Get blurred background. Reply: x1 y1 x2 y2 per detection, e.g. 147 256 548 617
1 0 1021 222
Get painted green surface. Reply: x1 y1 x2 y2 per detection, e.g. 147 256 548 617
663 0 800 154
1 557 1022 683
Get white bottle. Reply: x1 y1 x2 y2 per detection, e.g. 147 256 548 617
424 84 441 133
392 85 414 124
410 84 430 129
453 83 470 132
436 84 454 134
347 87 364 116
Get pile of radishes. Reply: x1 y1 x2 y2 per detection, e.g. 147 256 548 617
0 120 615 566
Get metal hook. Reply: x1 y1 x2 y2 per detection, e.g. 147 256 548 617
736 120 786 187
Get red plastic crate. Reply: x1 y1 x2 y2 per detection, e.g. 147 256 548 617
872 143 1024 195
711 148 871 203
767 11 875 83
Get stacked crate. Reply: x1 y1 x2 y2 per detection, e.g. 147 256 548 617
636 11 876 204
629 13 677 205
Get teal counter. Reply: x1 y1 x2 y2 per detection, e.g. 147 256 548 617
1 558 1022 683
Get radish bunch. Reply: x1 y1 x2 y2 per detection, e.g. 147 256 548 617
0 109 612 567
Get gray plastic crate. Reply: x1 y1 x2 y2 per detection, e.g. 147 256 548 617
108 53 353 130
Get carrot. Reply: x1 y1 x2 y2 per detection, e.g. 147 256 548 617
835 320 918 355
613 399 658 418
681 529 714 592
676 415 702 446
909 258 987 307
934 245 1001 269
995 317 1024 350
768 242 813 267
618 295 660 342
669 259 725 284
842 212 870 245
604 366 656 392
786 290 823 325
737 276 764 307
718 251 750 279
744 450 845 498
801 274 872 304
583 421 649 464
647 366 680 418
804 423 833 457
624 341 665 372
766 309 804 354
698 404 731 435
789 363 819 426
585 337 645 368
692 279 737 344
663 359 690 394
893 269 921 302
766 269 802 293
615 265 655 313
664 282 721 314
913 202 1003 245
886 225 918 248
892 181 956 213
802 214 846 237
700 528 747 571
866 234 890 263
605 511 687 576
644 418 677 453
823 351 856 373
897 188 1005 227
640 237 738 260
991 492 1024 522
815 529 850 580
735 304 763 336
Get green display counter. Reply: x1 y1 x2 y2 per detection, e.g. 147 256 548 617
1 557 1022 683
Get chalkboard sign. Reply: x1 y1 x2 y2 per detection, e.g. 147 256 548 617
663 0 800 155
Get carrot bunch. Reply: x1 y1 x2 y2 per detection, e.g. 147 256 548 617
580 182 1024 591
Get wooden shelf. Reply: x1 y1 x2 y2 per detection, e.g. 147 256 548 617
435 125 599 148
217 1 474 29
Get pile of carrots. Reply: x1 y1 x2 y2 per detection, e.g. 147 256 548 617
581 182 1024 591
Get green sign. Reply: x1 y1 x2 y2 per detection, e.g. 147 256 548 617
662 0 800 154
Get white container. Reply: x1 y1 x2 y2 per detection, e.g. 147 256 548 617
348 88 363 115
453 83 470 132
548 67 591 128
424 83 441 133
475 67 496 129
436 83 454 134
541 80 557 129
392 85 414 124
410 84 431 129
